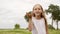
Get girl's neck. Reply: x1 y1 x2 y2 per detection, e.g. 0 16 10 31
35 15 41 20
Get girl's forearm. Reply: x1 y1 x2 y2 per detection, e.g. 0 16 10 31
46 24 49 34
28 19 33 31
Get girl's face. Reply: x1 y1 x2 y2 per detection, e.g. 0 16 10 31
33 5 43 16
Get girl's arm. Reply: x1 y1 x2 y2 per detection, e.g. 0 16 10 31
45 21 49 34
26 12 33 31
43 18 48 34
28 19 33 32
42 12 49 34
44 18 49 34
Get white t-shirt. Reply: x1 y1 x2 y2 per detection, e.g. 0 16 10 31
32 17 46 34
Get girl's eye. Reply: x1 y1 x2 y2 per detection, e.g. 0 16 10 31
34 9 37 10
34 8 41 10
38 8 41 10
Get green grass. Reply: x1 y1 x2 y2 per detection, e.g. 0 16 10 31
49 29 60 34
0 29 60 34
0 29 31 34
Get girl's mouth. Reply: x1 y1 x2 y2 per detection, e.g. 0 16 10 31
36 12 40 14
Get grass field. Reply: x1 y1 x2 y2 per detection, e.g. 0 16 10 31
0 29 60 34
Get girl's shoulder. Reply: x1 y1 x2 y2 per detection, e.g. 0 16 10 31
39 18 45 21
32 17 45 21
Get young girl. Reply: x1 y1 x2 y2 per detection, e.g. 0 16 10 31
26 4 48 34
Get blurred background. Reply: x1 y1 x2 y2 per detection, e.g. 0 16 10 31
0 0 60 34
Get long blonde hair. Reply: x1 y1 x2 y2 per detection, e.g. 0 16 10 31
32 4 48 32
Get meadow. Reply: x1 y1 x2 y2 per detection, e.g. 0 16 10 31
0 29 60 34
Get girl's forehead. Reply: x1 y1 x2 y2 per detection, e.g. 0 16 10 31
33 4 42 8
33 5 41 9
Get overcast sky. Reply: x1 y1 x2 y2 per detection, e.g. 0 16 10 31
0 0 60 29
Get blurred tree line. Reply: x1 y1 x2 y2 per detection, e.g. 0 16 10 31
45 4 60 30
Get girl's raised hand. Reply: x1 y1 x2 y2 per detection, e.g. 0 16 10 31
26 12 32 19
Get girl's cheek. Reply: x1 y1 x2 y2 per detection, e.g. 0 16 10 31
33 11 36 13
39 10 42 13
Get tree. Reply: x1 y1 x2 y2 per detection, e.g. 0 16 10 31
48 24 55 30
45 4 60 30
14 24 20 29
45 4 55 28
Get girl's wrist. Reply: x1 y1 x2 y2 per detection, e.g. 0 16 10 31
29 18 32 20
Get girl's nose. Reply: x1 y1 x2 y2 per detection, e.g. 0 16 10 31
36 9 39 12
